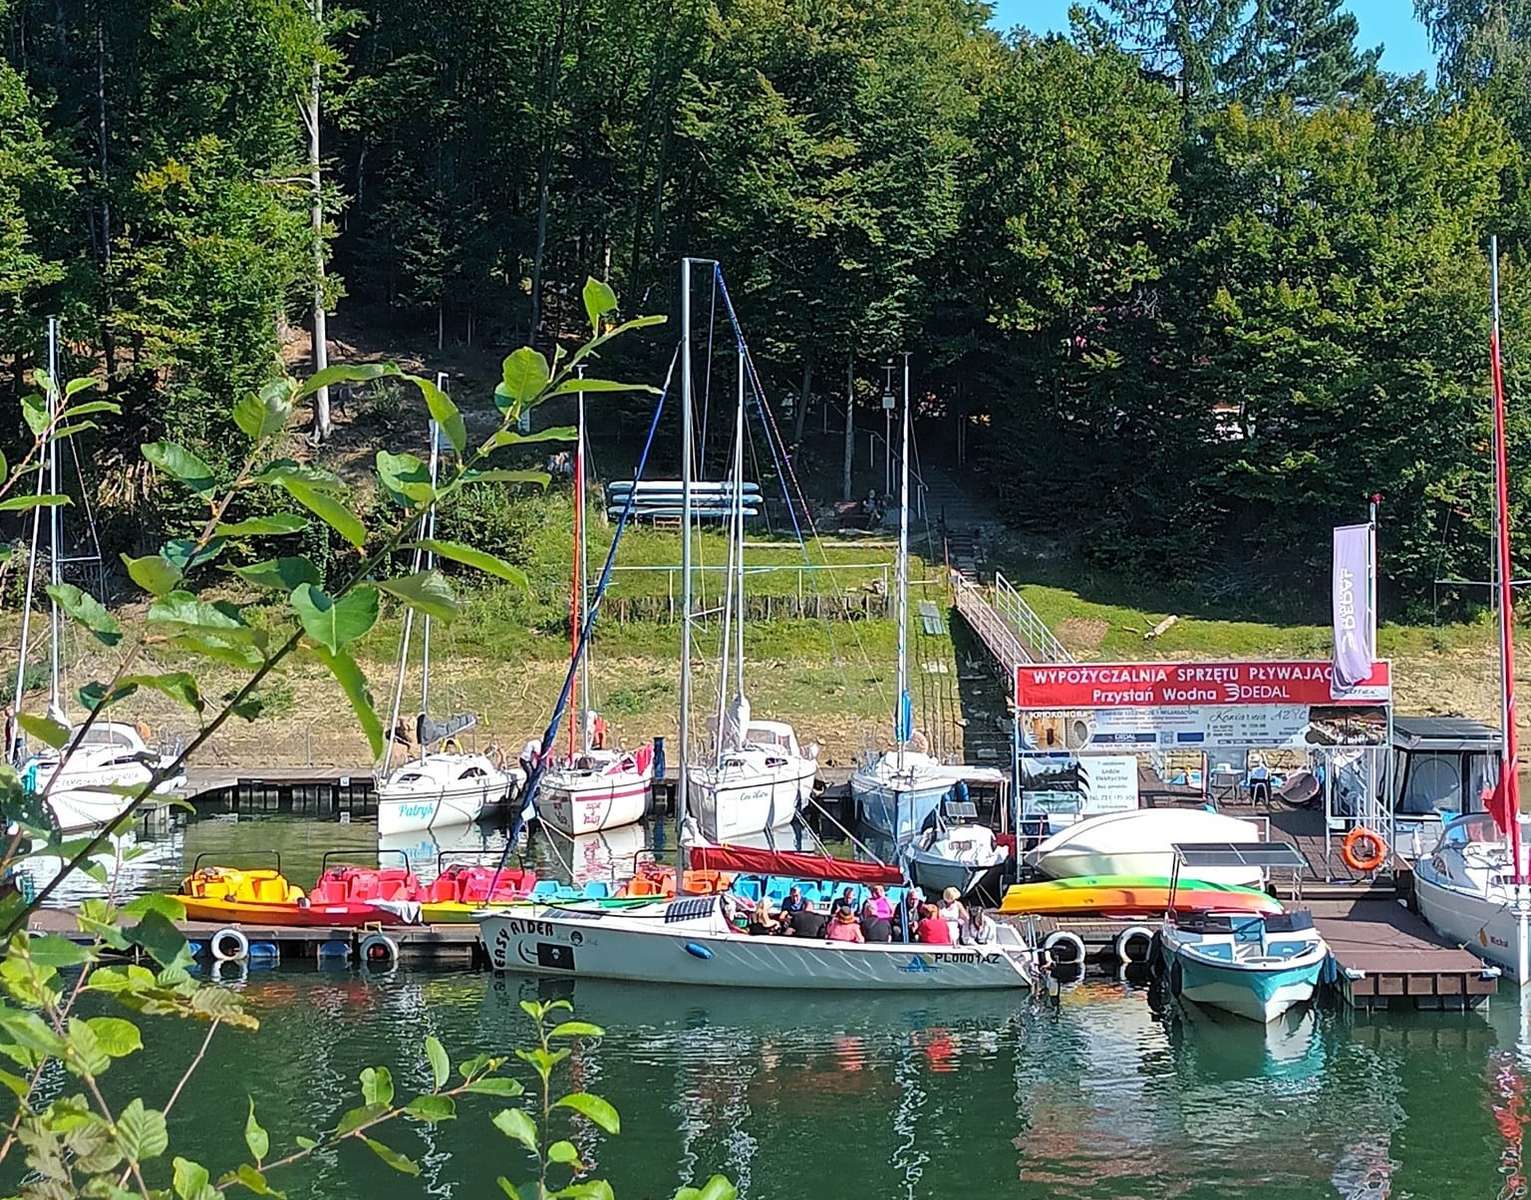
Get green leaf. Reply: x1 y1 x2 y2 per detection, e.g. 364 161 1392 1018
0 1007 65 1057
173 1156 220 1200
360 1064 393 1107
497 1180 522 1200
250 460 344 491
234 556 321 592
47 583 122 646
686 1176 738 1200
115 1098 169 1162
125 911 187 969
484 425 575 449
312 646 383 759
375 450 436 508
405 375 466 454
64 399 122 419
556 1181 616 1200
547 378 657 397
85 1017 142 1059
376 570 458 620
364 1137 420 1176
16 713 68 750
121 553 182 596
20 392 48 436
162 537 226 572
51 420 98 440
402 1094 455 1123
334 1103 386 1135
65 1018 110 1075
148 591 257 642
244 1098 268 1162
463 1077 526 1098
142 441 216 496
215 513 307 537
415 539 528 588
548 1020 604 1039
0 1066 29 1098
295 1136 318 1151
500 347 550 410
121 893 186 922
119 671 203 712
554 1092 620 1134
26 934 90 967
277 476 365 549
548 1139 581 1166
290 584 379 654
582 277 619 334
567 314 667 373
64 377 99 400
233 382 293 441
219 1163 283 1197
491 1107 538 1153
0 493 69 512
425 1035 449 1090
461 468 551 488
297 363 398 399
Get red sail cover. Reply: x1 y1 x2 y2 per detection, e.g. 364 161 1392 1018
688 845 903 886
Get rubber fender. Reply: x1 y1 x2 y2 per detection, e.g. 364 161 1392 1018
210 927 249 962
684 942 714 960
248 942 279 962
187 941 207 959
359 932 399 969
316 939 351 960
1114 925 1155 965
1042 929 1085 965
1170 959 1184 998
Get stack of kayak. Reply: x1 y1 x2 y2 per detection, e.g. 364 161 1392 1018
999 875 1283 919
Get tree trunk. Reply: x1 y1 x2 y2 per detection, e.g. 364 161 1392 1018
842 351 854 502
528 7 569 350
793 350 814 444
307 0 331 441
95 11 115 383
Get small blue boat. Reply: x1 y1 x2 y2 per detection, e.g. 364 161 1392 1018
1159 911 1328 1022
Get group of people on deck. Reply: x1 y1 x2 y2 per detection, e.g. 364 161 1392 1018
730 883 998 947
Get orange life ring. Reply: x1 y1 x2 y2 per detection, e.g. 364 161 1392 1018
1341 826 1388 873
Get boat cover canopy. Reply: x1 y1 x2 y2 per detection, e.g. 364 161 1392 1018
688 845 903 886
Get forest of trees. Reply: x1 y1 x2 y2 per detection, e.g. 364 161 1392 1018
1 0 1529 613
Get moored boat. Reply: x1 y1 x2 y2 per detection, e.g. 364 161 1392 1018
172 862 404 927
1027 808 1266 885
1157 911 1328 1022
539 746 655 835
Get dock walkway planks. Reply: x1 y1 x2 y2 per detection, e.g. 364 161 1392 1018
1310 896 1498 1009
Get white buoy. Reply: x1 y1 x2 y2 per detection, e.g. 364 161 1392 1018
210 927 249 962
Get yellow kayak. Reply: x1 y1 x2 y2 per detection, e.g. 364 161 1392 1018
999 875 1282 918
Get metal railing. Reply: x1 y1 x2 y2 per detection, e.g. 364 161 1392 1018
604 560 895 602
952 576 1028 671
992 572 1072 664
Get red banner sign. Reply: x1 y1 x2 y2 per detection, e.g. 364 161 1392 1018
1015 660 1392 710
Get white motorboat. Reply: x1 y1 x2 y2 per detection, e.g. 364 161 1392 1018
1158 911 1328 1022
1414 812 1531 982
853 753 1007 844
376 749 514 836
1027 808 1266 885
478 893 1034 991
689 720 816 842
905 819 1009 899
23 722 186 834
539 746 654 835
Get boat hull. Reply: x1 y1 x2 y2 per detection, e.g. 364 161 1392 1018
1171 953 1322 1022
479 905 1033 990
376 781 493 836
1000 876 1283 918
688 764 814 842
906 849 1006 900
540 773 650 835
43 771 186 835
1414 869 1530 983
176 898 402 928
852 776 952 844
1030 810 1265 885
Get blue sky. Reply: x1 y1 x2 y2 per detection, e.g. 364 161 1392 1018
994 1 1437 78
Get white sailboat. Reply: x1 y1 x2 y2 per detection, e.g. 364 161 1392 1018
1414 237 1531 982
376 387 515 837
12 319 183 833
851 356 1000 842
538 378 654 835
686 345 817 842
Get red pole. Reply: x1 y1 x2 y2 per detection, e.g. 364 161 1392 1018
1491 242 1523 881
569 427 583 761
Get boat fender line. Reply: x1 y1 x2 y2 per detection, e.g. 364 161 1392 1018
359 932 399 969
1340 826 1387 873
210 927 249 962
684 942 714 960
1042 930 1085 966
1114 925 1154 965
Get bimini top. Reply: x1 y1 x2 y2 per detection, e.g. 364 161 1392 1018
1392 715 1501 754
688 845 904 886
1172 842 1307 871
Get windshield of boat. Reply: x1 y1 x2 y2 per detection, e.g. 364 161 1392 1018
1435 811 1526 850
77 726 139 750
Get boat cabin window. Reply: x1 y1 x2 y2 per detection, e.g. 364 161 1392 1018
1398 752 1464 816
78 727 136 750
458 766 487 780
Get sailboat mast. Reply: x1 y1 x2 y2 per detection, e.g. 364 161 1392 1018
896 352 910 773
734 344 746 698
1490 237 1524 886
578 382 592 753
570 369 586 759
46 317 61 714
420 384 444 759
676 258 695 881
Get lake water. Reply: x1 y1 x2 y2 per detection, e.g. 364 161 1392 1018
16 815 1531 1198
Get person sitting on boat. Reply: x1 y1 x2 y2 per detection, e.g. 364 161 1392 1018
915 903 953 945
784 906 828 939
779 886 809 916
961 906 997 946
834 885 857 914
826 906 865 943
746 897 777 936
938 887 968 942
861 884 893 923
896 888 925 943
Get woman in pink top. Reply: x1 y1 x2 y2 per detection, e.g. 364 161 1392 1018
861 884 894 923
825 908 865 943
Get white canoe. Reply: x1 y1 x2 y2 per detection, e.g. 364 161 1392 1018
1028 808 1266 885
478 898 1034 991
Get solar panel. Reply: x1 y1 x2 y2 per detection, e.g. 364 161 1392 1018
1172 842 1307 870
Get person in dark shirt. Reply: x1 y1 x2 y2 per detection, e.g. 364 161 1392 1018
786 907 827 939
778 886 809 915
833 885 857 915
860 910 893 943
896 888 925 943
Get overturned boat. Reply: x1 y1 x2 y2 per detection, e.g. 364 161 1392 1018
1027 808 1266 885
